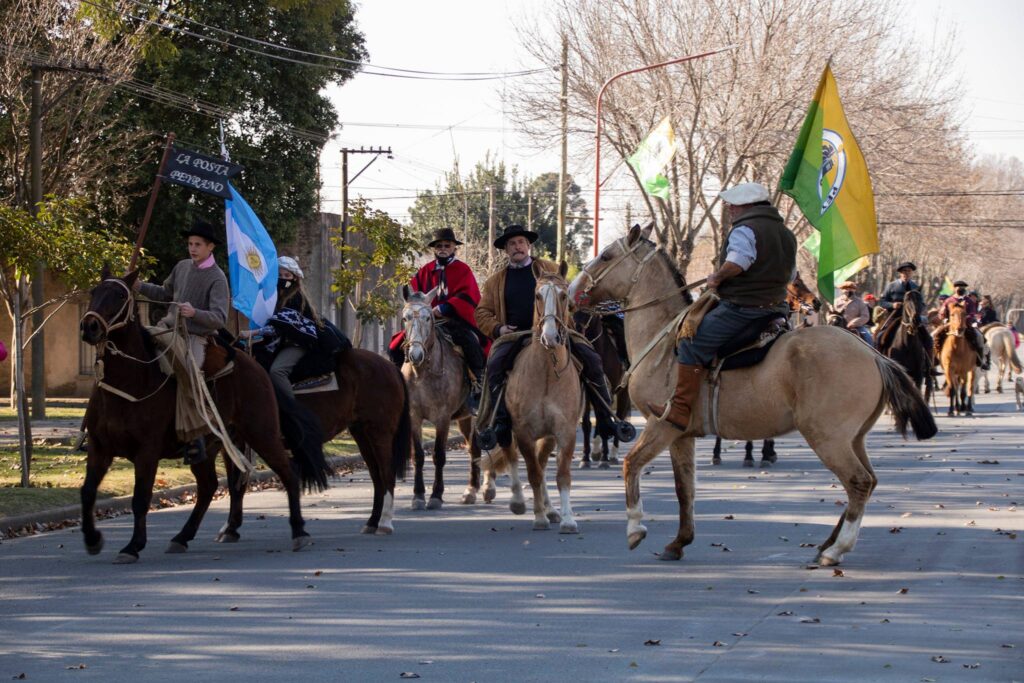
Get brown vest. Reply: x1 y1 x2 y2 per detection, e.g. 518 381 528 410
717 205 797 307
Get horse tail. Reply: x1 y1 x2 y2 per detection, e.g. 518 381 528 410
875 354 938 440
1002 334 1023 374
391 369 411 483
273 382 331 493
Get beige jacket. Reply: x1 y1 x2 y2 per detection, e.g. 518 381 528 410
475 257 562 339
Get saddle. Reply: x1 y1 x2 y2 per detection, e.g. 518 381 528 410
202 331 239 380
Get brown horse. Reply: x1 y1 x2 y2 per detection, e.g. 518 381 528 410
573 309 630 469
399 287 484 510
569 225 936 566
940 303 976 416
78 272 330 563
484 264 583 533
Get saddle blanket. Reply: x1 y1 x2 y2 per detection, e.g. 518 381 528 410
294 373 338 395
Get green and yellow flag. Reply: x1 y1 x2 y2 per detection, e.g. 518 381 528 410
779 64 878 302
801 231 870 301
938 276 955 296
627 116 676 200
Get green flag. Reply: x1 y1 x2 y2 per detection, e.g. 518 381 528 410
938 276 954 296
627 116 676 200
802 231 870 302
780 64 878 302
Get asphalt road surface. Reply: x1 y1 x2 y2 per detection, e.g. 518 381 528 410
2 392 1022 682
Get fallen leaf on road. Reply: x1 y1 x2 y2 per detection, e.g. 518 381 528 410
978 460 999 465
799 543 815 548
607 649 619 653
229 606 239 611
747 589 759 594
723 515 735 520
644 639 661 646
832 569 845 577
400 673 420 679
805 564 819 570
889 527 903 534
313 570 323 577
962 663 980 669
880 618 890 623
417 661 433 665
66 664 86 670
1001 643 1015 648
535 593 545 599
732 632 747 637
930 655 950 663
712 641 726 647
799 617 821 624
777 611 794 616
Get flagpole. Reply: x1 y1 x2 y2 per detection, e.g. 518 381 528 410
130 132 175 271
592 45 736 256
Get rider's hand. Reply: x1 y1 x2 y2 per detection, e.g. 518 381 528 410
893 301 902 309
706 272 721 290
498 324 517 336
179 302 196 318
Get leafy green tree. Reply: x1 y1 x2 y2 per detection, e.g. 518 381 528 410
89 0 367 276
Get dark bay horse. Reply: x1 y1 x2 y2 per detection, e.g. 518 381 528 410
79 272 330 563
873 289 933 401
573 309 631 469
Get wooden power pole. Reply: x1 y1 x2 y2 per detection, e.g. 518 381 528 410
556 34 569 264
487 185 496 270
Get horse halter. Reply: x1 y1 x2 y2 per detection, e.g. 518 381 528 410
575 235 661 308
81 278 136 341
536 279 569 349
402 299 438 370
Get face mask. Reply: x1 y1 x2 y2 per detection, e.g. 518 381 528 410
278 278 293 290
435 253 454 266
843 290 853 298
956 287 966 296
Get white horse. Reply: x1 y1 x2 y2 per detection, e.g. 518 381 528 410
982 325 1022 394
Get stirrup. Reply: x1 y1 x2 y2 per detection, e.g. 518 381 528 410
614 421 636 443
476 427 497 451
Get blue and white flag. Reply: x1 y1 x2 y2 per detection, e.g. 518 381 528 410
225 183 277 326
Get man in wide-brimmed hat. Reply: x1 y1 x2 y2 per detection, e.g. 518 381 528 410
834 281 873 345
649 182 797 432
934 279 988 368
474 225 631 450
874 262 934 357
388 228 487 407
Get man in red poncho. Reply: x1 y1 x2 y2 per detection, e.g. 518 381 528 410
389 228 487 406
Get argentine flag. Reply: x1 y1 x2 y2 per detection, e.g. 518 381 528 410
225 183 277 326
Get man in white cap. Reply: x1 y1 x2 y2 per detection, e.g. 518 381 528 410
650 182 797 431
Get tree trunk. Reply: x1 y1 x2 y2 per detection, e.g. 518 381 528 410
12 277 33 487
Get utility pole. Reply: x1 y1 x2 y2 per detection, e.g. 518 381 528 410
487 186 496 270
527 194 533 231
556 34 569 264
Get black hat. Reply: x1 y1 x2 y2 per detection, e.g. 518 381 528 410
953 280 968 287
493 224 538 249
180 218 222 246
895 261 916 272
427 228 464 248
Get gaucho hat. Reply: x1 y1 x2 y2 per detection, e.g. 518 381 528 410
895 261 916 272
427 227 464 248
493 224 538 249
180 218 222 245
953 279 969 288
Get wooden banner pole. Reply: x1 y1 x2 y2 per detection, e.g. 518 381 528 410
129 132 176 271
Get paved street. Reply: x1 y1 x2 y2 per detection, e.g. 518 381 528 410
1 392 1021 682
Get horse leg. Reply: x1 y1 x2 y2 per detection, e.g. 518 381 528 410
659 436 696 561
517 435 549 530
167 447 219 553
216 456 245 543
712 436 722 466
598 432 611 470
80 448 112 556
810 434 877 567
353 427 395 535
411 417 427 510
623 422 674 551
503 445 526 515
242 426 310 550
965 368 975 415
537 437 560 524
458 415 480 504
742 441 754 468
427 419 449 510
555 437 578 534
580 400 593 469
760 439 777 466
115 451 160 563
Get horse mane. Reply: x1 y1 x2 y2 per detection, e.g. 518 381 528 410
639 238 693 305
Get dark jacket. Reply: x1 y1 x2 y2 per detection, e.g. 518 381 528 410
716 205 797 307
878 279 920 311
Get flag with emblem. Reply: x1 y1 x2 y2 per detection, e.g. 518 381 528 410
779 63 878 303
627 116 676 200
225 183 277 326
801 231 870 301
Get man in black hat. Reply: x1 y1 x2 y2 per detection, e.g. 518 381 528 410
875 261 933 359
474 225 631 449
934 279 988 368
388 228 486 407
132 217 229 464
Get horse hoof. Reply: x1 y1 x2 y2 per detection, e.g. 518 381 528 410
546 511 562 524
165 541 188 554
659 546 683 561
559 522 578 534
483 488 496 504
598 461 610 470
578 460 591 470
711 457 722 466
759 459 774 468
426 497 443 510
607 456 620 465
742 459 754 468
627 529 647 550
510 500 527 515
460 492 477 505
292 535 313 552
533 520 550 531
215 531 240 543
375 525 394 536
411 497 426 511
817 553 840 567
113 552 138 565
85 534 104 556
360 525 377 535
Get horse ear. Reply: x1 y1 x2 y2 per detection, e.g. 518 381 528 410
558 260 568 278
122 269 139 288
402 285 410 301
640 221 654 240
626 223 641 245
101 262 112 280
425 285 441 302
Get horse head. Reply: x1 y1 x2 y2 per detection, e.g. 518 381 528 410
80 269 139 345
536 264 570 349
902 289 923 324
569 222 656 306
948 302 967 337
400 285 439 368
787 272 821 314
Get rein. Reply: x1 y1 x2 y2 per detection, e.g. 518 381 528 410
403 304 445 376
536 280 573 377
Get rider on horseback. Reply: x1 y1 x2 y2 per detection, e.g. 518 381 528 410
875 262 934 360
475 225 631 450
933 280 989 369
133 218 229 464
388 228 487 409
651 182 797 431
835 281 874 345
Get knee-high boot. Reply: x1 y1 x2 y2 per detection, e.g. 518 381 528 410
647 364 705 432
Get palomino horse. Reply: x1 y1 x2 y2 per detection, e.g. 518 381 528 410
78 272 332 562
982 324 1022 394
399 286 485 510
573 309 630 469
940 304 977 416
485 264 584 533
874 290 933 401
569 225 937 566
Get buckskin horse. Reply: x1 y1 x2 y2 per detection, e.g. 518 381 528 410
569 224 937 566
939 303 976 416
78 271 332 563
483 264 584 533
399 286 487 510
982 323 1022 394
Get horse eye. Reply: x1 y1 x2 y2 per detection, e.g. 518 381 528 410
600 252 613 262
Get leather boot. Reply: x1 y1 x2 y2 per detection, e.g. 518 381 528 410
647 364 705 431
183 438 207 465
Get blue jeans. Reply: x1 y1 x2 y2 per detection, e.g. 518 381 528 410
853 326 873 346
676 301 782 367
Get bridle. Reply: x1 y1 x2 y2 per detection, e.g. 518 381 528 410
535 277 572 376
402 299 442 374
80 278 136 340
